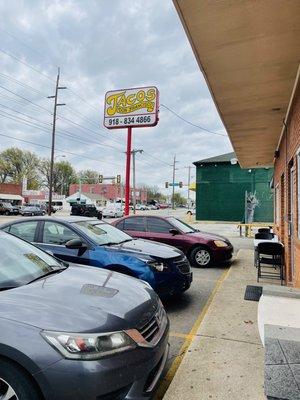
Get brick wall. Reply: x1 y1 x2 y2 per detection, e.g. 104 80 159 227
0 183 22 195
274 83 300 288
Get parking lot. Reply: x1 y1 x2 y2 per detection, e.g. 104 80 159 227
0 208 252 398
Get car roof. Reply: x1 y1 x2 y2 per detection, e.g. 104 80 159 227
0 216 105 225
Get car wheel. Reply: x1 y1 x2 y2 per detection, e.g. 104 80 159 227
5 211 10 216
0 359 40 400
114 213 117 218
190 246 211 267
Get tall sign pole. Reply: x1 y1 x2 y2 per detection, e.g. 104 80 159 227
125 127 132 215
104 86 159 216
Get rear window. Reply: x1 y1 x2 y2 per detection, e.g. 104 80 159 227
123 217 145 232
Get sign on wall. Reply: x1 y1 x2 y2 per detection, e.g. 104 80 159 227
104 86 159 129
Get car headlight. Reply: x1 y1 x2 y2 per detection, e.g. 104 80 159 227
41 330 136 360
213 240 228 247
137 257 165 272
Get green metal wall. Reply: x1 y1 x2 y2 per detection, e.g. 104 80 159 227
195 163 274 222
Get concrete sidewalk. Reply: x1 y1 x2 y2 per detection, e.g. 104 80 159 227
163 249 265 400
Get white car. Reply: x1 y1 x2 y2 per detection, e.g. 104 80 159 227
102 205 124 218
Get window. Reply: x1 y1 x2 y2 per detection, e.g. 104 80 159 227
8 221 38 242
123 217 145 232
274 184 280 225
43 222 80 245
297 150 300 238
147 217 172 233
115 220 124 230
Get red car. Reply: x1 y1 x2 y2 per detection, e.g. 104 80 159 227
112 215 233 267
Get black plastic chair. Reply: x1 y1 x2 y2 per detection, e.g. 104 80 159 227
257 242 284 285
255 232 274 240
258 228 271 234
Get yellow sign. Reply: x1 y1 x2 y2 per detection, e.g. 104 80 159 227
104 86 159 129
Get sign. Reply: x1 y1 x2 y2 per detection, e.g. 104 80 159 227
104 86 159 129
168 182 183 187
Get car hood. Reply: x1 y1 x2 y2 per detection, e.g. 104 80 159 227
188 231 231 244
0 265 159 332
107 239 182 260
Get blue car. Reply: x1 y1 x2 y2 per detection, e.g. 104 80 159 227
1 216 192 296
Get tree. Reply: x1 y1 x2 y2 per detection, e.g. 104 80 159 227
173 192 187 207
39 159 77 195
78 169 100 184
139 184 166 203
0 147 41 189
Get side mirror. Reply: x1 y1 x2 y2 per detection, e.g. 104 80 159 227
169 228 180 236
65 238 85 249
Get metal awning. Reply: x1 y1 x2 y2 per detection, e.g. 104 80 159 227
0 194 23 201
173 0 300 167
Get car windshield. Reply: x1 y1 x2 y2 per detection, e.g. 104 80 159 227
74 220 132 245
167 217 196 233
0 233 63 290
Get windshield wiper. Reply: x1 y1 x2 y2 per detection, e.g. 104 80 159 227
27 267 67 284
118 239 132 244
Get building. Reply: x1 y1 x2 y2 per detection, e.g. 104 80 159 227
69 183 148 205
0 183 23 204
194 152 273 222
174 0 300 287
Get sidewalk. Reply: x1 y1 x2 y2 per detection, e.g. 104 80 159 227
163 249 265 400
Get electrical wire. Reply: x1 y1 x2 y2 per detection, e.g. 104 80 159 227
0 84 52 114
0 131 123 167
0 48 55 83
161 103 228 137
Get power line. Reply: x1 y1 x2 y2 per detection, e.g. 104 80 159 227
0 48 55 83
0 109 125 161
143 151 172 166
0 132 123 167
0 72 47 96
161 103 227 137
0 84 52 114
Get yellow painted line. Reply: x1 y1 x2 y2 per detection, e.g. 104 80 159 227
154 267 231 400
169 332 195 340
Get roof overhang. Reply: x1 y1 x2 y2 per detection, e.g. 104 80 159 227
0 194 23 201
173 0 300 168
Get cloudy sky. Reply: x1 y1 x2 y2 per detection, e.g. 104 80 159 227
0 0 232 196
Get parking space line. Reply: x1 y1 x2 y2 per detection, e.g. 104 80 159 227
154 267 231 400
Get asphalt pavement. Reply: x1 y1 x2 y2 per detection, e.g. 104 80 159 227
0 208 253 399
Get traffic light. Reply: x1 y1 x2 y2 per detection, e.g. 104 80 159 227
99 175 103 183
116 175 121 184
179 181 183 188
165 182 169 188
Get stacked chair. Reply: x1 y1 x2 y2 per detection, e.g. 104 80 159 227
255 233 284 285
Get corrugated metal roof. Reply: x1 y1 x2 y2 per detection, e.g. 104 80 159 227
193 152 236 165
0 194 24 201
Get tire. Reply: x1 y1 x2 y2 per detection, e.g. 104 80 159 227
190 246 211 267
0 359 40 400
5 211 10 216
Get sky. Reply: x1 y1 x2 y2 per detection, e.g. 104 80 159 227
0 0 233 196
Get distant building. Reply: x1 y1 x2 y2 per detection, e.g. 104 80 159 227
0 183 23 204
69 183 148 204
193 152 274 222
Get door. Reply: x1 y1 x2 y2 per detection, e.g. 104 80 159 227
121 217 147 239
288 163 296 282
144 217 178 246
38 221 91 265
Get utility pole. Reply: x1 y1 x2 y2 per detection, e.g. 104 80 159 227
187 165 191 206
131 149 143 214
172 155 178 209
47 67 66 215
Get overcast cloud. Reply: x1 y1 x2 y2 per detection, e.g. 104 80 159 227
0 0 232 195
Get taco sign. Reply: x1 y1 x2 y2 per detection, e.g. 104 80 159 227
104 86 159 129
